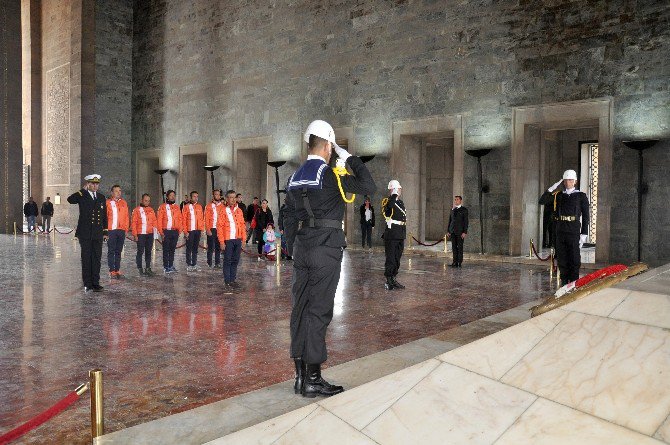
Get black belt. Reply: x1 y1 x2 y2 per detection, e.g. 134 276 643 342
555 215 577 221
298 219 342 230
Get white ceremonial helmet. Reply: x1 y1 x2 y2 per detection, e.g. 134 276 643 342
388 179 402 190
562 169 578 180
304 120 339 147
84 174 101 183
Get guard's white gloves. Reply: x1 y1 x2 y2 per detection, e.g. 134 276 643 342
548 179 563 192
579 234 587 248
333 143 351 162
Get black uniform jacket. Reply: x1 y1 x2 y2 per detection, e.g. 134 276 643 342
359 204 375 227
67 189 108 240
41 201 54 216
539 190 589 235
254 208 274 238
284 156 377 253
448 206 469 235
382 194 406 240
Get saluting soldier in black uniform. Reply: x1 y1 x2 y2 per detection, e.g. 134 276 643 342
539 169 589 286
68 174 108 292
284 120 376 398
382 179 407 290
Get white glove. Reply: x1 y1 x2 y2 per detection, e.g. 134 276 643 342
579 234 587 248
548 179 563 192
333 143 351 161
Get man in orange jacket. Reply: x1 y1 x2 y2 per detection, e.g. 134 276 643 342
106 185 130 278
157 190 183 274
182 190 204 271
132 193 158 276
217 189 247 288
205 189 224 268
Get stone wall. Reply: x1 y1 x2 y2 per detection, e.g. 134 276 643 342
0 0 23 233
129 0 670 264
95 0 134 202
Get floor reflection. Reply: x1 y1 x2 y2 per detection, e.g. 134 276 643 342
0 234 553 444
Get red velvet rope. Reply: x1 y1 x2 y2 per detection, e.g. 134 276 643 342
411 235 444 247
0 391 81 445
530 240 551 261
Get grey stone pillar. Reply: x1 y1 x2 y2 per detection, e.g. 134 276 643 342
0 0 23 234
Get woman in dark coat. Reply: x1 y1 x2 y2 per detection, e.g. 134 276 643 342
254 199 274 255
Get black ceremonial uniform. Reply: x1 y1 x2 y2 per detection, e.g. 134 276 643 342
382 194 406 284
539 189 589 285
68 189 108 289
284 155 376 367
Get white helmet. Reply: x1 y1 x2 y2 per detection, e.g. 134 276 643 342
304 120 339 147
388 179 402 190
563 169 578 180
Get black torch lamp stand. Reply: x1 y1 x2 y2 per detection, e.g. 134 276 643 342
154 169 170 203
204 165 221 192
465 148 493 254
267 161 287 211
622 139 659 262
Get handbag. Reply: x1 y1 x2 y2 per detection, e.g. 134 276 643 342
250 213 257 229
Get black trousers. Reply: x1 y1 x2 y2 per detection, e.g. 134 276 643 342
207 228 221 266
185 230 201 266
361 223 373 247
79 238 103 287
107 229 125 272
162 229 179 268
450 233 465 265
290 241 343 364
555 232 581 285
384 238 404 277
136 234 153 269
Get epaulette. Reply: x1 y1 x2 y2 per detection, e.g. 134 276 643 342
78 191 83 196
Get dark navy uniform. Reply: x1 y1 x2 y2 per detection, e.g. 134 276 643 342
68 189 108 290
284 155 376 366
447 206 468 266
539 189 589 285
382 194 406 287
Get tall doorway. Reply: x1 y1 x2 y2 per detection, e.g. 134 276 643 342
182 153 208 200
236 148 269 207
135 149 162 209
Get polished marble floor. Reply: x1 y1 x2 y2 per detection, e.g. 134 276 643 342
0 234 554 444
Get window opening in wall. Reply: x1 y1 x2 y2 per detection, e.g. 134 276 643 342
579 142 598 245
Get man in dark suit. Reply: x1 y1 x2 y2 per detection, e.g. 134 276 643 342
68 174 108 292
447 195 468 267
359 195 375 249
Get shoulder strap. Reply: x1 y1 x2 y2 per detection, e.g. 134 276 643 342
301 188 316 228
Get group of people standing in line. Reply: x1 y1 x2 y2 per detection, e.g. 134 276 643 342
22 196 54 233
66 173 282 292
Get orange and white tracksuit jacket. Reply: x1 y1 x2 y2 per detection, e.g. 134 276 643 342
182 202 204 233
217 205 246 244
204 200 224 232
106 198 130 232
131 206 157 237
157 202 183 235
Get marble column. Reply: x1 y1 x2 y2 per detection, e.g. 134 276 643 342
0 0 23 234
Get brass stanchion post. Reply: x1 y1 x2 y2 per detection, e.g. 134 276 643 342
443 235 448 254
408 234 413 250
13 221 17 236
89 369 104 439
529 238 533 258
549 248 554 281
556 269 561 287
276 243 281 267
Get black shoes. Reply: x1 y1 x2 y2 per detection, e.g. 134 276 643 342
145 267 155 276
391 277 405 289
294 359 305 394
384 276 395 290
92 284 104 292
230 282 241 289
301 363 344 398
449 263 458 267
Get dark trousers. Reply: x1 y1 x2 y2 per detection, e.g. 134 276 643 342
207 228 221 266
185 230 201 266
223 239 242 283
450 233 465 265
136 234 153 269
290 241 343 364
361 223 373 248
257 238 265 255
384 238 404 277
107 229 126 272
542 212 554 248
42 216 52 232
162 229 179 268
79 238 103 287
555 232 581 285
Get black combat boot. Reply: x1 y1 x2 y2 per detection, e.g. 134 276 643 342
294 359 305 394
302 363 344 398
384 276 395 290
392 276 405 289
138 267 145 276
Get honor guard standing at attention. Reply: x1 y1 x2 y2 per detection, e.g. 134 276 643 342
447 196 468 267
539 169 589 286
106 185 130 278
67 174 108 292
284 120 376 398
382 180 407 290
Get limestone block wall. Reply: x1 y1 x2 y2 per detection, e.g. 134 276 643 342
129 0 670 264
